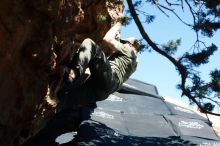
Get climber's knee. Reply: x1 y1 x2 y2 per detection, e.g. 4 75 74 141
81 38 100 54
82 38 95 47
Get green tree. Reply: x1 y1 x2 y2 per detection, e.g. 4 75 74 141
125 0 220 116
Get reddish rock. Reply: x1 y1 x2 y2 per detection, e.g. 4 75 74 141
0 0 124 145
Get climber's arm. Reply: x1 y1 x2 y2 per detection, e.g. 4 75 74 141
103 22 122 52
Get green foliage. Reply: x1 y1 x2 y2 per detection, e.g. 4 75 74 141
190 75 205 93
183 44 217 66
162 39 181 55
115 0 124 5
194 19 220 37
127 0 220 115
201 102 215 112
193 0 220 37
97 15 110 24
138 39 150 53
97 14 131 26
126 0 155 24
189 74 212 99
144 15 155 23
210 69 220 92
133 0 142 7
203 0 220 11
119 16 132 26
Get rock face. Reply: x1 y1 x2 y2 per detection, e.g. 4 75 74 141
0 0 124 145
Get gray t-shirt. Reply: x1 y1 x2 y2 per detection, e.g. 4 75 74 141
108 43 138 92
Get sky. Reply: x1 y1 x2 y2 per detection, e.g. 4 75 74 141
121 1 220 111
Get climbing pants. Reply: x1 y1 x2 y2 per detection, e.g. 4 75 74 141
60 38 118 109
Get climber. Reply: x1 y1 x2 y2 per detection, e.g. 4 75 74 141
57 21 141 110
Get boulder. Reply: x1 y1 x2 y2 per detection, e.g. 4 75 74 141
0 0 124 145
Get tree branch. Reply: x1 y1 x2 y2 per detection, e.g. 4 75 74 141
126 0 220 116
184 0 199 41
165 0 180 6
157 3 192 27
